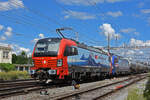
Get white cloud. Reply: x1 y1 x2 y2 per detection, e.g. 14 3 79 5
59 0 125 6
0 25 4 30
141 9 150 14
126 50 135 55
39 33 44 38
99 23 121 39
106 0 125 3
138 2 144 8
33 38 39 43
4 31 12 37
12 44 31 56
139 51 143 54
120 28 139 35
64 10 96 20
19 47 30 53
106 11 122 17
4 27 12 37
0 43 31 57
32 33 45 43
0 43 9 47
0 0 24 11
130 38 150 46
134 32 139 35
4 31 12 36
132 13 140 18
59 0 104 6
120 28 136 33
0 25 13 40
0 36 6 40
6 26 12 32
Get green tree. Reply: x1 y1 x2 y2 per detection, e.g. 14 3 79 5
12 51 32 64
12 54 17 64
21 51 26 57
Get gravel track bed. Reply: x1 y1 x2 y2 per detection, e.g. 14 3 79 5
100 78 148 100
1 77 129 100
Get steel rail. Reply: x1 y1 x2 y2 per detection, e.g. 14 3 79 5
0 79 69 99
50 74 148 100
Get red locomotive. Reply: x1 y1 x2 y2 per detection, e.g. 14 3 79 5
31 38 78 79
30 29 149 81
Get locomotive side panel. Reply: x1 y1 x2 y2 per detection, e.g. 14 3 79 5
67 47 110 68
66 47 110 79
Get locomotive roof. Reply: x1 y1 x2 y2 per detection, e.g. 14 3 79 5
37 38 62 42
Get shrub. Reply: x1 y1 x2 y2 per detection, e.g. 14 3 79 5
144 73 150 100
0 63 15 72
0 71 30 80
126 88 146 100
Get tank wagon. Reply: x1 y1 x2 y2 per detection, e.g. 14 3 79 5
129 61 148 73
30 38 148 81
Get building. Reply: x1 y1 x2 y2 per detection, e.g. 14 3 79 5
0 44 12 64
15 64 33 72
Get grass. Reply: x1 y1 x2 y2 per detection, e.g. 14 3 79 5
0 71 31 80
126 88 146 100
143 75 150 100
126 72 150 100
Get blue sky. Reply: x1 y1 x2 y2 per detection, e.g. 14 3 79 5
0 0 150 58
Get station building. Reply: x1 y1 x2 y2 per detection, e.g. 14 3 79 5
0 44 12 64
0 44 33 73
15 64 33 72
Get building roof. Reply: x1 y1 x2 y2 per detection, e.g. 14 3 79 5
0 43 11 50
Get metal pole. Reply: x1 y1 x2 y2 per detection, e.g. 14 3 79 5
115 35 118 47
108 33 110 53
107 33 112 75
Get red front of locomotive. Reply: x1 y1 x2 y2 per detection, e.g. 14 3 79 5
30 38 77 80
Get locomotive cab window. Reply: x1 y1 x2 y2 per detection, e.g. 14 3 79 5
34 40 60 57
64 46 78 56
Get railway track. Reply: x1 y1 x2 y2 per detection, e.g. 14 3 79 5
0 79 45 99
50 73 148 100
0 78 35 83
0 73 148 99
0 79 70 99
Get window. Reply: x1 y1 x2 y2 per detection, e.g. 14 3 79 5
3 51 9 59
64 46 78 56
34 41 60 57
25 67 29 71
19 67 24 71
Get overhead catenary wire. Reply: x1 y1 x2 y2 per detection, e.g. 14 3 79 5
11 0 107 47
0 1 148 63
0 12 55 34
0 1 73 39
0 2 71 44
86 0 123 47
53 0 115 55
12 1 64 27
53 0 108 45
2 1 142 59
0 2 63 37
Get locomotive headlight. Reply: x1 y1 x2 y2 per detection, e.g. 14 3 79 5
30 70 35 74
57 59 63 67
43 60 46 64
